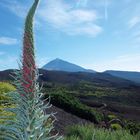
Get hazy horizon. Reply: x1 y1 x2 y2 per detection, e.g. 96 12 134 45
0 57 140 73
0 0 140 72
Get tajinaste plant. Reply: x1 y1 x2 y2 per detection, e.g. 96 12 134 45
0 0 62 139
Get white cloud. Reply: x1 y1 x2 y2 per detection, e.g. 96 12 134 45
65 23 102 37
0 0 29 18
83 54 140 72
0 37 18 45
1 0 103 37
38 0 102 37
128 16 140 28
84 0 111 21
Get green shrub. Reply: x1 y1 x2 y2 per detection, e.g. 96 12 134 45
125 121 140 135
0 82 15 93
0 82 16 104
64 136 79 140
0 82 15 101
108 114 117 121
65 125 94 140
65 125 140 140
110 123 122 130
45 91 103 123
0 82 16 124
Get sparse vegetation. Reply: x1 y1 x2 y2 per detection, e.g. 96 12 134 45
44 90 103 123
110 123 122 130
0 82 15 100
42 81 140 134
0 82 16 124
125 120 140 135
64 125 140 140
108 114 117 121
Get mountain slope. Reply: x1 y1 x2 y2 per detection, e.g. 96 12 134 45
0 69 15 81
39 69 137 88
105 70 140 83
42 58 96 73
1 69 140 107
0 69 138 88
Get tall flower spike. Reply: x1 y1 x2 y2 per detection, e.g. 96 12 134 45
0 0 62 139
22 0 39 96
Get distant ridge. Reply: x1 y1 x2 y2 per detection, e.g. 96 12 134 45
105 70 140 84
0 69 138 88
1 59 140 84
42 58 140 83
42 58 96 73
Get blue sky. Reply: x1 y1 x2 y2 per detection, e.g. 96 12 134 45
0 0 140 72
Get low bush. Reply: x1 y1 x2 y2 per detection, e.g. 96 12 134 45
44 91 103 123
0 82 16 124
0 82 15 101
0 82 15 94
125 120 140 135
65 125 140 140
108 114 117 121
110 123 122 130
